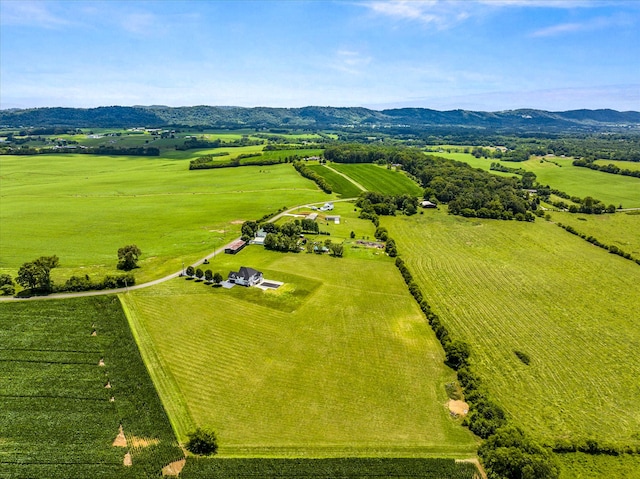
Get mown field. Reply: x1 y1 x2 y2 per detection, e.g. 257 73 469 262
329 163 423 196
306 164 363 198
121 240 479 457
551 210 640 257
0 296 183 478
0 154 331 284
384 209 640 448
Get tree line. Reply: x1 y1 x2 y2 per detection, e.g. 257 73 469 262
1 245 141 296
572 158 640 178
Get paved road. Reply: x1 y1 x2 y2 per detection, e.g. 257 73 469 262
0 198 357 302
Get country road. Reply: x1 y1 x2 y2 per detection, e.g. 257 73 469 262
0 198 357 303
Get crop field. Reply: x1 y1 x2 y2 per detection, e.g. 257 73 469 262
384 209 640 446
0 155 331 284
0 296 183 478
551 210 640 256
179 457 479 478
121 243 479 457
306 164 363 198
329 163 423 196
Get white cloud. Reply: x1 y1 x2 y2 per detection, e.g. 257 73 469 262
360 1 468 29
0 0 71 28
330 49 373 74
531 13 634 37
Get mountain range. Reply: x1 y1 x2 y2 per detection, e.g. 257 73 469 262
1 105 639 133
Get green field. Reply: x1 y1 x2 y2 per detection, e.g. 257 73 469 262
307 164 363 198
556 453 640 479
384 209 640 445
179 457 479 478
433 152 640 207
593 159 640 171
121 242 479 457
0 296 183 478
0 154 331 284
330 163 423 196
551 211 640 256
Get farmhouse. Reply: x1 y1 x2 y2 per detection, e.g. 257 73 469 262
325 214 340 224
228 267 263 287
319 202 334 211
225 239 247 254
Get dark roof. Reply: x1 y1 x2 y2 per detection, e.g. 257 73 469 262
226 239 246 251
229 266 262 281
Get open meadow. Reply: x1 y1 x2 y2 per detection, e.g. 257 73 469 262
120 239 480 458
551 210 640 257
0 154 331 284
384 209 640 448
433 152 640 207
0 296 183 478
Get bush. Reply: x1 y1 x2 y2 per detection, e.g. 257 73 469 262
478 426 560 479
185 428 218 456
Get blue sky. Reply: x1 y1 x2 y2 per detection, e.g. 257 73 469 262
1 0 639 111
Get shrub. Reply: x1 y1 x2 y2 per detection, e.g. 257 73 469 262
185 428 218 456
514 350 531 365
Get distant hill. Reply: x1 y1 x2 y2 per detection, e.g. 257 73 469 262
1 105 639 133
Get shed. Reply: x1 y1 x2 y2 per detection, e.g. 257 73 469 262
225 239 247 254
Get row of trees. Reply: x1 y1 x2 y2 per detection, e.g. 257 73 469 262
0 245 142 296
393 255 560 478
572 158 640 178
184 266 224 284
292 160 332 193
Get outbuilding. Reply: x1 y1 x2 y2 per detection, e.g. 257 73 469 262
225 239 247 254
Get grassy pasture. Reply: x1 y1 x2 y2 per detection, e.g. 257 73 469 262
384 209 640 445
555 453 640 479
593 159 640 171
0 154 331 284
551 211 640 256
306 165 363 198
0 296 183 478
329 163 423 196
434 151 640 207
121 244 479 457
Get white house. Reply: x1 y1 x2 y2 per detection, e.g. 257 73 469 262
319 202 334 211
228 267 263 287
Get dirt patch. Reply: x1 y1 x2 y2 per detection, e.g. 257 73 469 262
130 436 160 448
91 330 97 336
98 358 105 367
456 458 487 479
112 425 127 447
104 380 111 389
162 458 186 476
209 229 225 233
448 399 469 416
123 452 132 466
230 220 245 224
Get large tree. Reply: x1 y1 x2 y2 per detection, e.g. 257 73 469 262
117 245 141 271
15 255 59 292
